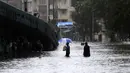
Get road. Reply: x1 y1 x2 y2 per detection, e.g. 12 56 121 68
0 42 130 73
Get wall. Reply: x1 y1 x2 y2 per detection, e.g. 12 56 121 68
57 0 74 22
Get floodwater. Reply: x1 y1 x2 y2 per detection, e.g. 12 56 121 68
0 42 130 73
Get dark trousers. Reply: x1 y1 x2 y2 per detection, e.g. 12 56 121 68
66 53 70 57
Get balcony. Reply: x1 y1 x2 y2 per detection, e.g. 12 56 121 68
49 5 53 9
49 15 53 20
58 15 68 20
57 3 68 10
68 7 75 11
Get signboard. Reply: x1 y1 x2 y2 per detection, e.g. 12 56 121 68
57 22 73 28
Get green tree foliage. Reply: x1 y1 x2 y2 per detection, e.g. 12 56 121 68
72 0 101 41
72 0 130 40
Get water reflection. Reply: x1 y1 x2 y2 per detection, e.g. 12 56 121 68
0 42 130 73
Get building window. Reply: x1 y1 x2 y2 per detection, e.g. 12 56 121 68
39 0 46 4
50 10 53 15
50 0 53 5
28 1 32 12
34 0 36 2
63 0 66 4
61 10 67 15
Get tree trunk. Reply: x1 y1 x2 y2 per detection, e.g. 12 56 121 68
82 35 85 42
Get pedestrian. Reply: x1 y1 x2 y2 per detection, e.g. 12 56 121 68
65 42 70 57
83 42 90 57
22 38 30 57
36 40 43 51
12 41 17 58
36 40 43 58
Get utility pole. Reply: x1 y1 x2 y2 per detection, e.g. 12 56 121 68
91 0 95 42
48 0 50 23
52 0 58 30
24 0 28 12
52 0 57 25
53 0 55 20
91 8 95 42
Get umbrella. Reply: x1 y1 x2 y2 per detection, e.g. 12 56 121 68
58 38 72 43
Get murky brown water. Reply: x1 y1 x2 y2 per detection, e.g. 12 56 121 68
0 42 130 73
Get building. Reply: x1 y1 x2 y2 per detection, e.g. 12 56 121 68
56 0 75 22
37 0 49 22
55 0 75 39
0 0 22 10
21 0 56 23
49 0 58 22
0 0 74 23
0 0 48 22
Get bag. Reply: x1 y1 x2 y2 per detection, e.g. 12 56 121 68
63 45 66 51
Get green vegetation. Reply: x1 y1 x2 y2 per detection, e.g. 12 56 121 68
72 0 130 41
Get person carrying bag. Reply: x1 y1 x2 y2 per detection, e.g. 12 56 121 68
63 45 66 51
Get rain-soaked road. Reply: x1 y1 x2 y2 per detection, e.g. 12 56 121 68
0 42 130 73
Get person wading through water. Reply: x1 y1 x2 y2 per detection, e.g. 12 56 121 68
65 42 70 57
83 42 90 57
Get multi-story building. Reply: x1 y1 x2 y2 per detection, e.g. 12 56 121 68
21 0 55 22
0 0 74 23
40 0 74 21
56 0 75 22
0 0 22 10
37 0 49 22
55 0 75 38
49 0 58 21
0 0 49 22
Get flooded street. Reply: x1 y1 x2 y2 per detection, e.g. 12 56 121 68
0 42 130 73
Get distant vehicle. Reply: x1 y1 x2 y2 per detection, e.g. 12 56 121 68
57 22 73 29
81 42 85 45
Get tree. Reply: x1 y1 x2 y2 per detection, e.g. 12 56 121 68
72 0 101 41
72 0 130 41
